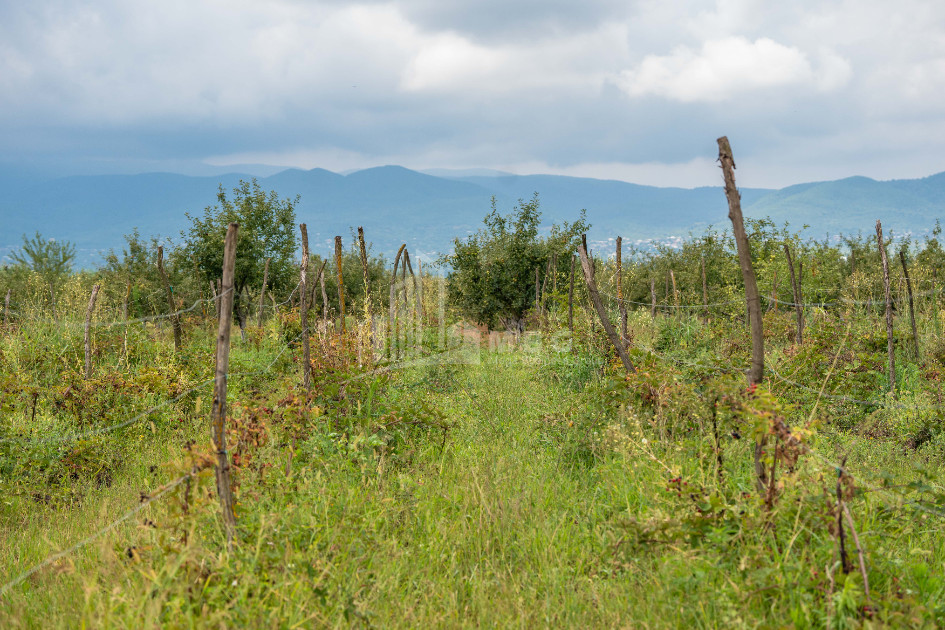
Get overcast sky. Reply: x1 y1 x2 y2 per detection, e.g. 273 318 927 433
2 0 944 188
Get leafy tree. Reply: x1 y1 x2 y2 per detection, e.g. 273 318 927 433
444 194 588 331
10 231 75 322
101 229 178 318
180 179 298 326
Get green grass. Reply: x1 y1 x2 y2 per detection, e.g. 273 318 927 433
2 306 945 628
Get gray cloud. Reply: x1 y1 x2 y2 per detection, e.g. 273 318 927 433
1 0 945 188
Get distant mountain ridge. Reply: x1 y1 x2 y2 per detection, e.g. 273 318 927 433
2 165 945 268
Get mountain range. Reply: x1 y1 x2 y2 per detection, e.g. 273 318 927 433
2 165 944 268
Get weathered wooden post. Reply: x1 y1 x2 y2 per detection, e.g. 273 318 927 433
84 284 100 379
299 225 312 390
783 243 804 344
718 136 765 496
334 236 346 336
876 221 895 394
389 245 405 357
358 227 372 337
157 246 182 352
568 254 575 336
578 240 635 375
617 237 628 347
257 257 270 329
899 249 919 359
212 222 239 548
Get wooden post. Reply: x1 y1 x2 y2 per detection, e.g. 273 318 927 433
876 221 895 394
212 223 239 548
84 284 100 379
718 137 763 384
389 245 405 356
3 289 10 329
334 236 346 335
784 243 804 344
122 280 131 357
670 269 679 309
157 246 182 352
358 227 372 325
318 260 329 320
617 237 628 347
257 257 270 329
568 254 575 336
650 278 657 319
578 240 635 375
899 249 920 359
718 136 766 497
701 256 709 319
299 225 312 390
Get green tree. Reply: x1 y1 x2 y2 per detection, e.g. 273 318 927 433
180 179 298 327
10 231 76 322
444 194 588 332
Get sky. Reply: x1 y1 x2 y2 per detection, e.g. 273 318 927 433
2 0 945 189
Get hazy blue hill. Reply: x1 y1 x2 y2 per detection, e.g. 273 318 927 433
2 165 945 267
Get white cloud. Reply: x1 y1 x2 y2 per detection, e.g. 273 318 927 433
616 36 849 102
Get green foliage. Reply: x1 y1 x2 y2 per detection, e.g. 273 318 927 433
8 232 76 320
444 194 588 330
180 179 298 319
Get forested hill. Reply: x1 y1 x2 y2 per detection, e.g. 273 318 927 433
2 165 945 267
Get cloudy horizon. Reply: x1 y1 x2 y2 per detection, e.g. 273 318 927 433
2 0 945 189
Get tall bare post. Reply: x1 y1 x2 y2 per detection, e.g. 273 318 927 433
784 243 804 344
650 278 657 319
718 136 766 496
358 227 372 332
899 249 920 359
568 254 575 336
157 246 182 353
670 269 679 309
701 256 709 319
257 257 270 329
876 221 896 394
122 280 131 357
617 237 628 347
334 236 347 336
84 284 100 379
299 225 312 390
578 241 636 375
212 223 239 548
317 260 328 320
389 245 406 356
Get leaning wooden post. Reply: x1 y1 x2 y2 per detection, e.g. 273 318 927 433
212 222 239 548
333 236 347 336
899 249 920 359
718 136 766 496
617 237 628 347
578 240 636 375
257 257 270 329
568 254 575 336
84 284 100 379
157 246 183 352
784 243 804 344
701 256 709 319
389 244 406 356
299 225 312 390
876 221 896 395
357 227 372 335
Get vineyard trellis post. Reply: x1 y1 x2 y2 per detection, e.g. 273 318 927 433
784 243 804 344
212 222 239 549
876 220 896 395
84 284 100 379
899 249 919 359
334 235 347 336
578 239 636 375
257 257 270 329
157 246 182 353
718 136 766 496
299 224 312 390
617 237 628 348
